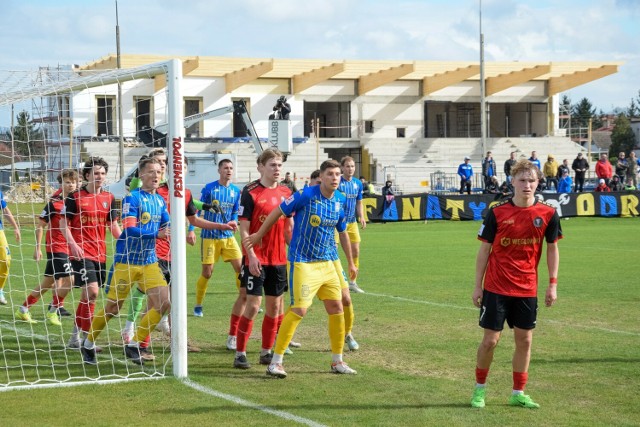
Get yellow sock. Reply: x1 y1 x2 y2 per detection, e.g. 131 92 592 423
273 310 303 355
353 256 359 270
133 308 163 343
87 309 108 342
195 276 209 306
328 312 346 355
0 257 10 289
343 303 354 335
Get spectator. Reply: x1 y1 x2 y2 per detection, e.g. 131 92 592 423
281 172 297 193
360 176 375 196
557 159 570 181
594 179 610 192
558 169 572 193
458 156 473 195
595 153 613 187
481 151 496 190
615 152 628 183
626 152 638 187
542 155 559 192
498 180 513 197
483 176 500 194
571 152 589 193
528 151 541 170
270 96 291 120
609 175 623 191
504 152 517 184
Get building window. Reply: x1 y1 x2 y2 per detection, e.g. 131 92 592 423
184 97 203 138
134 97 153 138
96 95 116 136
365 120 374 133
397 127 406 138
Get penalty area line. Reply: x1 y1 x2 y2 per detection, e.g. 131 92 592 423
365 291 476 311
182 378 327 427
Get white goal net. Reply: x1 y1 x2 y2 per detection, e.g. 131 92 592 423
0 60 187 390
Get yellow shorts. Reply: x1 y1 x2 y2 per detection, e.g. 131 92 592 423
201 237 242 264
333 259 348 290
334 222 361 245
0 230 10 263
288 261 341 309
106 263 167 302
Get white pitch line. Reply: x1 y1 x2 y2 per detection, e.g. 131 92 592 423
364 292 640 337
182 378 327 427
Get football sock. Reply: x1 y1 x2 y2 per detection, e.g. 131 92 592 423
51 294 65 311
127 287 146 322
87 309 108 342
476 367 489 385
228 314 241 336
133 308 162 343
273 310 303 355
0 257 9 289
343 302 354 335
24 294 39 309
195 276 209 306
353 256 359 269
513 371 528 392
261 315 278 351
328 312 346 355
236 316 253 353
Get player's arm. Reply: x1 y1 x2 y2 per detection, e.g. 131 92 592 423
240 219 263 276
187 215 233 231
473 241 491 308
108 197 122 239
2 206 21 242
356 199 366 229
243 207 284 249
60 197 83 258
33 218 46 261
545 241 559 307
338 231 357 281
284 216 293 245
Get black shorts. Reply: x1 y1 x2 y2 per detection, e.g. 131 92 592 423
72 259 107 288
158 259 171 286
239 264 287 297
479 290 538 331
44 252 73 279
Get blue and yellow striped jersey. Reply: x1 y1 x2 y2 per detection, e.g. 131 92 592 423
338 176 363 223
280 185 347 263
114 188 170 265
199 180 240 240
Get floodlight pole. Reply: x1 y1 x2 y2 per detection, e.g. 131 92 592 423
479 0 487 158
116 0 125 179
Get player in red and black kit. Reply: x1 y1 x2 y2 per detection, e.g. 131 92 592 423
61 157 122 349
471 159 562 409
233 149 293 370
16 169 79 325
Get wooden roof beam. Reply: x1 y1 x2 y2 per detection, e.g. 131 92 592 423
548 65 619 95
358 63 414 94
485 64 551 96
155 57 201 91
225 60 274 93
292 62 345 93
423 65 480 95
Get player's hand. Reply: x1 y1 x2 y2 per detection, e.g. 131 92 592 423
348 263 358 281
33 248 42 261
360 216 367 230
202 202 222 214
158 227 169 240
243 233 261 250
70 243 84 259
227 221 239 232
545 284 557 307
248 255 262 277
472 287 483 308
186 231 196 246
14 229 21 243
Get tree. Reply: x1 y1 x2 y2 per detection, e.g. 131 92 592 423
609 114 637 157
626 98 638 119
6 110 44 157
572 97 596 128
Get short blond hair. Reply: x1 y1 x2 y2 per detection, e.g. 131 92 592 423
510 159 542 179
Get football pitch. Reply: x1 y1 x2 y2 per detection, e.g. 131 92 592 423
1 217 639 426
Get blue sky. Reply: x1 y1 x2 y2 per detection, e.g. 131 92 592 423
1 0 638 112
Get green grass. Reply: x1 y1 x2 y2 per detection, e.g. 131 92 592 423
1 216 639 426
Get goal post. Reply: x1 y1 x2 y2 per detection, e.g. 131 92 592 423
0 59 186 390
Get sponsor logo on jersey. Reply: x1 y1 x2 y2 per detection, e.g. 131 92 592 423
309 214 321 227
141 212 151 224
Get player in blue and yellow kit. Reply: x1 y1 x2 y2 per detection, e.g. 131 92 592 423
81 157 170 365
193 159 244 334
0 189 21 305
244 159 358 378
338 156 366 294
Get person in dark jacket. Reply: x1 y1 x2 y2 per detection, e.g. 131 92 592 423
571 153 589 192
